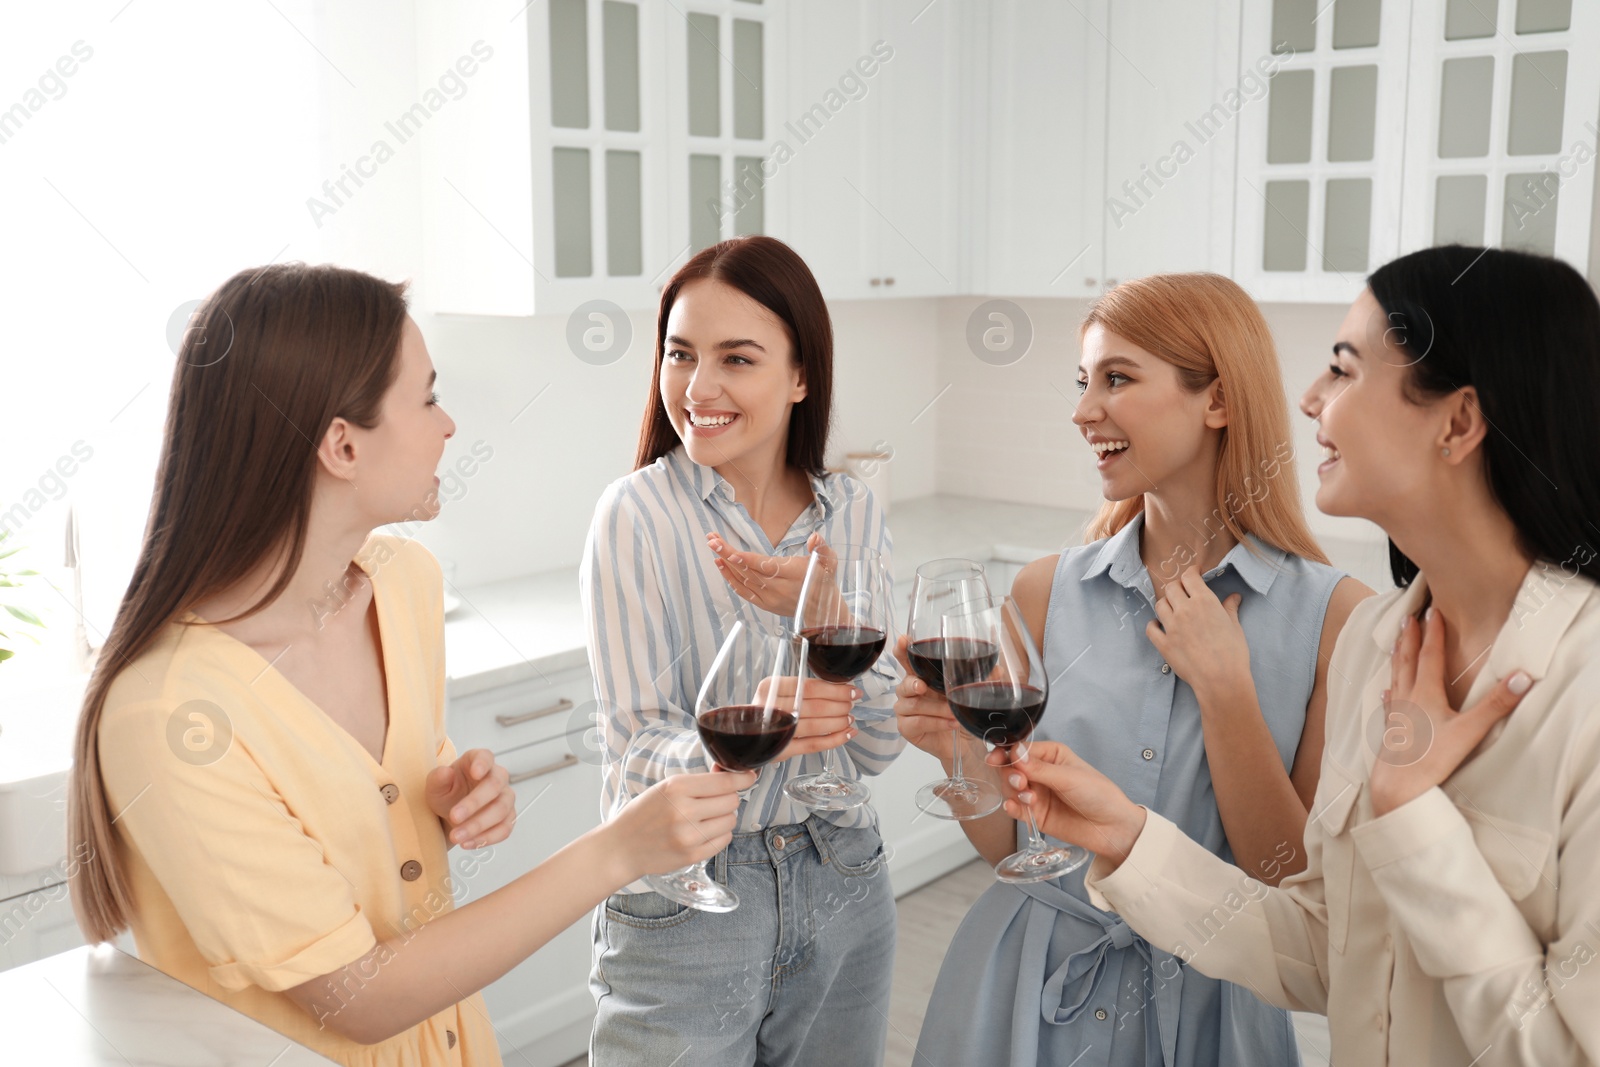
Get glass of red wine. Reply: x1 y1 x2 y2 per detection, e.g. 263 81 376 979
908 559 1003 820
783 543 888 811
942 595 1089 883
645 620 804 912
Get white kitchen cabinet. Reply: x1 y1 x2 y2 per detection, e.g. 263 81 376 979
1397 0 1600 267
1099 0 1244 286
446 671 603 1066
0 883 84 973
978 0 1110 298
775 0 962 300
418 0 786 316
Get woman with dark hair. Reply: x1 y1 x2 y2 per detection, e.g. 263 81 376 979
1004 246 1600 1065
580 235 904 1064
69 263 755 1067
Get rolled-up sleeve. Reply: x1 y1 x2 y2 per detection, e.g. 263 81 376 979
99 700 377 993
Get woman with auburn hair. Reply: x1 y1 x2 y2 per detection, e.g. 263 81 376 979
580 234 904 1064
901 272 1372 1066
67 263 755 1067
1003 247 1600 1065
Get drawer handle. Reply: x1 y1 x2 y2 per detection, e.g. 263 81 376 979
509 753 579 784
496 697 574 728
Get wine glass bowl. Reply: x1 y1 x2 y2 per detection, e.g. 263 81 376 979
942 595 1089 884
784 545 888 812
907 559 1003 821
645 620 805 912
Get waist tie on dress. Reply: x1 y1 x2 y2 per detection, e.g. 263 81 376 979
1016 877 1184 1067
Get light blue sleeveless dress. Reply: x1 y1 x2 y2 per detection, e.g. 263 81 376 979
915 512 1345 1067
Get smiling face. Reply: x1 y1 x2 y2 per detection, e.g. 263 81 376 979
346 315 457 523
1072 323 1227 501
1299 288 1445 525
659 278 807 472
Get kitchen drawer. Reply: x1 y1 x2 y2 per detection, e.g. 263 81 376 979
449 730 603 1058
445 668 597 757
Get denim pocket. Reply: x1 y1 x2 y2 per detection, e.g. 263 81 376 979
822 824 886 878
603 890 697 929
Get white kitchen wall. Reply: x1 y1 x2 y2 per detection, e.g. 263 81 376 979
932 295 1386 550
405 295 941 588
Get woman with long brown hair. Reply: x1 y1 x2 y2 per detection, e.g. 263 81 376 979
898 273 1372 1066
67 263 754 1066
579 235 905 1064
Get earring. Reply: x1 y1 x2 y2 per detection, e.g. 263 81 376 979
1441 447 1451 457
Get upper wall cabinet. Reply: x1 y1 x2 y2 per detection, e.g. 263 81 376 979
979 0 1242 298
420 0 784 316
1397 0 1600 267
978 0 1109 299
1234 0 1600 303
1233 0 1412 303
774 0 963 300
417 0 1599 315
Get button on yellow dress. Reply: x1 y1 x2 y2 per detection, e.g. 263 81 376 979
97 535 504 1067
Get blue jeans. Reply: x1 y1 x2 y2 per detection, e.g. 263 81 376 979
589 816 896 1066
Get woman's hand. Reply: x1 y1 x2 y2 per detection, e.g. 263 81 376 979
426 748 515 849
892 636 958 763
753 675 859 760
1145 567 1251 698
1367 607 1532 817
610 769 758 878
706 531 831 618
987 741 1148 868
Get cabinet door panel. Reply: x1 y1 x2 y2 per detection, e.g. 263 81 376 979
1101 0 1240 284
983 0 1108 298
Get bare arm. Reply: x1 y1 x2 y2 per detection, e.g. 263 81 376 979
282 770 751 1045
1190 575 1372 885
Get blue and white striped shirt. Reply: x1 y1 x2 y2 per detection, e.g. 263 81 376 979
579 445 904 841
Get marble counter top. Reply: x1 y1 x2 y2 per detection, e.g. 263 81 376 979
0 944 338 1066
442 493 1392 699
440 494 1100 699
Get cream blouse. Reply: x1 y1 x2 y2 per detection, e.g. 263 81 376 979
1087 560 1600 1066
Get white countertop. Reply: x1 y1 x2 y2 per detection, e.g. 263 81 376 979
0 945 338 1066
440 494 1100 698
441 493 1392 698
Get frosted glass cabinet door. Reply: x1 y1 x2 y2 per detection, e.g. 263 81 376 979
1400 0 1599 268
1234 0 1410 302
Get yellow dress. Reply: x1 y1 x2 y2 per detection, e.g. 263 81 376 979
97 535 504 1067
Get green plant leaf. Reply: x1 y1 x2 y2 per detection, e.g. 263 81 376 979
0 649 13 663
4 605 43 627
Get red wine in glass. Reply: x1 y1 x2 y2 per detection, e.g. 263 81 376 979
907 560 1002 821
801 625 888 684
784 544 888 812
947 681 1045 747
942 595 1089 884
907 637 1000 696
697 705 798 770
646 620 807 913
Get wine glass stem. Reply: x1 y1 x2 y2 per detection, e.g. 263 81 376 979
1022 806 1048 852
820 747 841 781
949 728 966 783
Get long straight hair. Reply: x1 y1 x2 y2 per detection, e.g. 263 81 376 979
69 263 409 944
635 236 833 474
1081 273 1329 566
1369 246 1600 587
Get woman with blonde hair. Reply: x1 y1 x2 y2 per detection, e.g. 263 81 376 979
899 273 1371 1065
